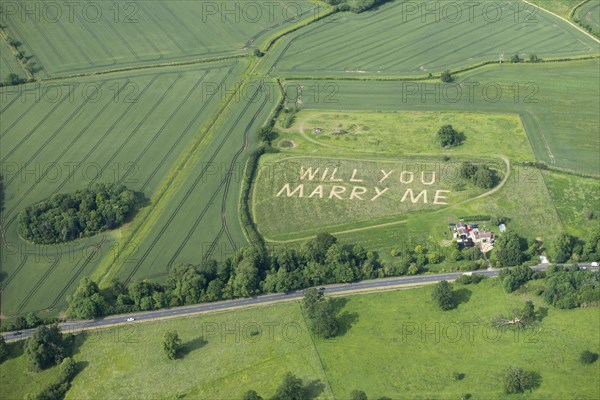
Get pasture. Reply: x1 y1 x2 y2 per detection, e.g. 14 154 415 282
2 279 598 399
0 60 246 317
260 0 598 78
0 0 319 78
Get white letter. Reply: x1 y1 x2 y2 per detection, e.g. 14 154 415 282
350 186 367 200
371 187 388 201
433 190 450 205
276 184 304 197
401 189 428 203
379 170 393 184
329 185 346 199
350 169 364 182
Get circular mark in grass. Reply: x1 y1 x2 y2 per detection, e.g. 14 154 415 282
278 139 296 148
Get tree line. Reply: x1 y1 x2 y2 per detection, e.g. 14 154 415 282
17 183 140 244
323 0 391 13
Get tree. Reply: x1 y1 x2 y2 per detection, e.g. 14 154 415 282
437 125 465 147
242 390 263 400
440 70 453 83
351 390 368 400
502 367 540 394
510 54 523 63
494 231 526 267
311 300 339 338
0 336 8 363
256 126 277 145
432 280 456 310
303 288 324 319
492 300 537 330
26 312 42 329
272 372 305 400
7 72 21 85
67 277 108 319
25 325 66 371
552 232 573 263
59 357 77 382
528 54 539 63
580 350 598 364
473 165 494 188
162 331 182 360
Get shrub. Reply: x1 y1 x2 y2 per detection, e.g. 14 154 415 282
580 350 598 364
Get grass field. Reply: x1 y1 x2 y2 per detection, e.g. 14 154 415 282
259 0 598 78
0 60 247 317
542 170 600 238
253 108 563 257
275 110 535 162
1 279 598 399
0 39 25 83
1 0 319 78
253 154 492 239
285 59 600 175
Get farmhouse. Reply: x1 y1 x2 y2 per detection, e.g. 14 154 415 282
452 221 495 253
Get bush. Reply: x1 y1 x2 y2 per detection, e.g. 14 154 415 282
440 70 453 83
437 125 465 147
453 371 465 381
432 280 456 310
580 350 598 364
502 367 540 394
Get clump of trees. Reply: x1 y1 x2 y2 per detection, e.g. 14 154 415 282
17 183 139 244
502 367 540 394
498 265 535 293
459 162 495 189
510 54 523 63
437 125 465 147
257 126 278 145
25 325 67 371
455 273 486 285
493 231 529 267
162 331 182 360
303 288 338 338
432 280 456 310
65 233 384 320
1 311 51 332
543 266 599 309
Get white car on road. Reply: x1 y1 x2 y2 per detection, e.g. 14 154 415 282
126 317 135 322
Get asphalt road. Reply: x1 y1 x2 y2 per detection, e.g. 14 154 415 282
3 263 597 342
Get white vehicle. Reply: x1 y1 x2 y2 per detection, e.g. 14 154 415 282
126 317 135 322
592 262 599 267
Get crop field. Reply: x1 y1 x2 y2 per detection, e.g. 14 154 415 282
529 0 579 18
577 0 600 32
260 0 599 78
0 39 25 83
0 60 247 317
2 279 598 399
285 59 600 175
0 0 319 78
101 78 281 285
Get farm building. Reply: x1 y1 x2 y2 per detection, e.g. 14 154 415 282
451 221 495 253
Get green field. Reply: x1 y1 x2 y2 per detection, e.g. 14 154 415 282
285 59 600 175
259 0 598 78
0 60 247 317
100 77 282 286
543 170 600 238
576 0 600 32
1 0 319 78
1 279 598 399
529 0 580 18
254 154 492 239
275 110 534 162
0 39 25 83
